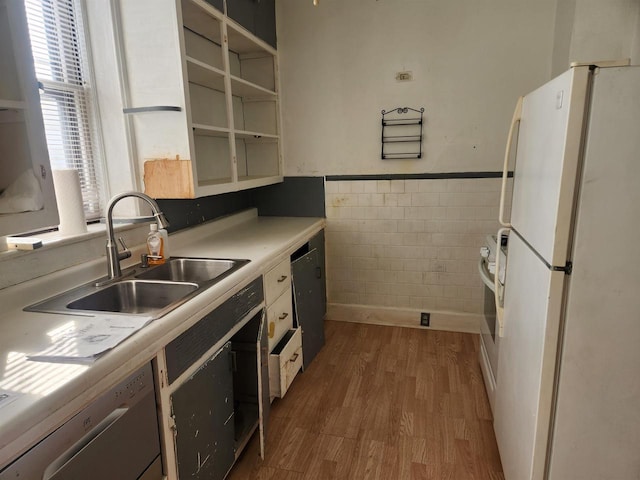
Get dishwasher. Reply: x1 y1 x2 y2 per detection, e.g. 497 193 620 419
0 363 162 480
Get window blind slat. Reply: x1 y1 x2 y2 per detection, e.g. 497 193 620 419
24 0 103 220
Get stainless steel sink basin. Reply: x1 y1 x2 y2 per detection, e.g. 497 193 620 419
66 280 198 315
25 257 250 319
135 257 249 284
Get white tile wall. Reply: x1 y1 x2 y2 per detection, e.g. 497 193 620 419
325 178 506 314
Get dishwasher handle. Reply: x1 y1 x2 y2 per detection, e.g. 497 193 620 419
43 407 129 480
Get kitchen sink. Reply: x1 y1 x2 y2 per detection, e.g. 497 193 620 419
135 257 249 284
25 257 250 319
66 280 198 315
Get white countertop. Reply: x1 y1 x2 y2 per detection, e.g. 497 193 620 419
0 209 324 466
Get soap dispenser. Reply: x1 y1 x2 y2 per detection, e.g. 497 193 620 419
158 224 170 260
146 223 166 265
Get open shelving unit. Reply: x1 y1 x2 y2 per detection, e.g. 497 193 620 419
118 0 282 199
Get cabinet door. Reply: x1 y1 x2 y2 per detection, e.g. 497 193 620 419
308 229 326 315
226 0 256 34
292 249 325 369
257 311 270 455
254 0 276 47
171 342 235 480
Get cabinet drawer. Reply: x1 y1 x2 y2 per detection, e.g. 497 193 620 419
264 258 291 305
267 290 293 352
268 327 303 398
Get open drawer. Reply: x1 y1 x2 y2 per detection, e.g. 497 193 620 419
268 327 303 398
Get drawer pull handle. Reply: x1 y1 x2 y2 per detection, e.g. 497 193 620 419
279 312 289 320
277 275 288 283
268 321 275 338
289 353 299 363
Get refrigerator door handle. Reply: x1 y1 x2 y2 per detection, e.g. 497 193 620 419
499 96 523 227
495 227 510 337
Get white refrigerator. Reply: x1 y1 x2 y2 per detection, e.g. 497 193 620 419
493 64 640 480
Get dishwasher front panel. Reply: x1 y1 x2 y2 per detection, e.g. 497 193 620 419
0 363 162 480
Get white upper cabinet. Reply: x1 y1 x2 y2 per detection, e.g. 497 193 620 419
0 0 58 237
117 0 282 199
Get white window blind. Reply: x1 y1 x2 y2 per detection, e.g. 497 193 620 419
24 0 104 220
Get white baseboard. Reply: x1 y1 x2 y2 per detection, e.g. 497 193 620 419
326 303 481 334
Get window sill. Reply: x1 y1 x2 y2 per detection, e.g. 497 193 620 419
0 221 152 290
1 221 144 259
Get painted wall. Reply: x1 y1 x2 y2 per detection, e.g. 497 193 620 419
551 0 640 76
277 0 557 176
551 0 577 77
568 0 639 63
634 8 640 62
276 0 555 319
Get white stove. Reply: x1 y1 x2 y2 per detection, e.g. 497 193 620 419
480 234 507 281
478 233 507 412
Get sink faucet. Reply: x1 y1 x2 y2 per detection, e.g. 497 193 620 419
105 191 169 280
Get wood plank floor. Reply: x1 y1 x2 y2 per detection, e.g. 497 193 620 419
228 320 504 479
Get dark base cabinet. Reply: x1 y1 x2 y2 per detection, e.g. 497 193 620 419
291 229 326 369
167 279 269 479
230 312 269 454
308 229 326 315
171 343 235 480
171 312 269 480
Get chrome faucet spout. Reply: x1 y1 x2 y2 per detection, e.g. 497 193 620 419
104 191 168 280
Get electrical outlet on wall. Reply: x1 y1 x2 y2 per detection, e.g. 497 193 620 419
420 312 430 327
395 71 413 82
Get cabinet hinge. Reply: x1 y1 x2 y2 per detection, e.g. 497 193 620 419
552 261 573 275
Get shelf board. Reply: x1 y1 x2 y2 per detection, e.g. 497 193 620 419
234 129 278 140
230 75 276 99
192 126 278 140
226 20 276 56
186 63 276 100
198 176 233 187
194 175 283 197
382 119 422 126
382 136 422 143
382 153 422 159
238 174 281 182
192 123 230 137
181 0 223 44
233 402 259 458
186 56 225 91
0 99 26 110
236 175 283 189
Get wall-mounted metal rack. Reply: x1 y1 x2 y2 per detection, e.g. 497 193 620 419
381 106 424 159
